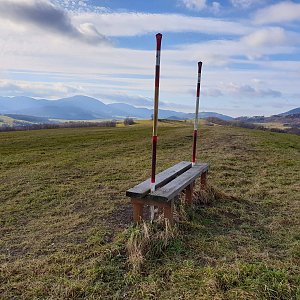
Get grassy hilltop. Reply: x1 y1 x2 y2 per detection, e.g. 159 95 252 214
0 121 299 299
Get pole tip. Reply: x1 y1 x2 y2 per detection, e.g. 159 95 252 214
198 61 202 72
156 33 162 50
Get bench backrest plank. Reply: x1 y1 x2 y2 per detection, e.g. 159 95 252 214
126 161 192 198
147 163 208 202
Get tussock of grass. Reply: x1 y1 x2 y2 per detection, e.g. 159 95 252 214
193 184 233 205
127 219 177 272
126 185 228 273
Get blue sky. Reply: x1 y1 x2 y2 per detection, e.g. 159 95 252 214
0 0 299 116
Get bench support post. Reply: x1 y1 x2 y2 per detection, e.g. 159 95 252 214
131 198 174 225
185 182 194 204
131 198 144 223
201 171 207 189
163 200 174 225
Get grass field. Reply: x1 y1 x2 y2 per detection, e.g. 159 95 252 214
0 121 299 299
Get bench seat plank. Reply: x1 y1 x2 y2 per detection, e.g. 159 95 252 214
147 163 208 202
126 161 192 198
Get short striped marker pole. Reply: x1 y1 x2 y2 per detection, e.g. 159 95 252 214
192 61 202 166
150 33 162 193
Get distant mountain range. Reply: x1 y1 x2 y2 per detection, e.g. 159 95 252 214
0 95 234 121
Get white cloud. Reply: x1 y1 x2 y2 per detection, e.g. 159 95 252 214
254 1 300 24
175 34 297 63
211 2 221 14
223 82 282 98
180 0 222 13
202 81 283 100
203 88 223 97
181 0 207 11
242 27 288 47
0 79 81 98
53 0 108 13
231 0 261 9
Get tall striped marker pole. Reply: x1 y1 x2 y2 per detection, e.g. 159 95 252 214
151 33 162 194
192 61 202 166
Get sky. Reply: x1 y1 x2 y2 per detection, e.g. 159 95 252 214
0 0 299 117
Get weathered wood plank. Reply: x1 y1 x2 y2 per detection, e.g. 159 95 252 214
126 161 192 198
147 163 209 202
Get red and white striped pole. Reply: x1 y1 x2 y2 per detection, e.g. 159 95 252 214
192 61 202 166
151 33 162 193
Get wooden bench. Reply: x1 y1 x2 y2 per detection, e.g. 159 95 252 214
126 161 209 224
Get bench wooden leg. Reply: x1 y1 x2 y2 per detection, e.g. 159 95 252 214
201 171 207 189
131 198 175 225
131 198 144 223
158 206 164 215
185 182 194 204
163 200 174 225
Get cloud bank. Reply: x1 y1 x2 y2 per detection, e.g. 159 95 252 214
0 0 109 45
74 12 251 37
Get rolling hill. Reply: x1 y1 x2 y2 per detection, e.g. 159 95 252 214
279 107 300 116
